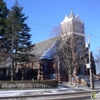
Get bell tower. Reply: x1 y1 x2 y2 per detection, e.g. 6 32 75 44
60 11 86 75
61 11 84 36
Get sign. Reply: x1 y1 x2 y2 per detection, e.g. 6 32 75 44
86 63 91 68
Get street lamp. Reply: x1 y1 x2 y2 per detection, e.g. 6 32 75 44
85 36 93 89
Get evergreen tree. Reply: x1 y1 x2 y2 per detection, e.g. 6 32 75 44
7 0 31 53
6 0 32 80
0 0 9 52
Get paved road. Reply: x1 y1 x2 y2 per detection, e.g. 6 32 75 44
0 87 100 100
0 91 97 100
2 94 91 100
49 96 91 100
25 96 91 100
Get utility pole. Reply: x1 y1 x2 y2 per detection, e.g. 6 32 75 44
87 35 94 89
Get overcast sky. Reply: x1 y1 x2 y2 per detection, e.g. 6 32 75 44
4 0 100 53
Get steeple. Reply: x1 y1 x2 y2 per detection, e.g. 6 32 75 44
69 10 75 18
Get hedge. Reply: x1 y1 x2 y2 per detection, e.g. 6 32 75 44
0 80 58 89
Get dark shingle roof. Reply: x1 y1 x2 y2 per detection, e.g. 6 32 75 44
31 36 59 59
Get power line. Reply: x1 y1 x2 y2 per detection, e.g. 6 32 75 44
25 20 56 32
26 20 55 28
86 33 100 41
30 26 52 32
91 37 100 43
92 34 100 39
28 22 100 41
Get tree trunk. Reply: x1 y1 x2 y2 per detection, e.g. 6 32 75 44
11 58 14 81
68 74 72 85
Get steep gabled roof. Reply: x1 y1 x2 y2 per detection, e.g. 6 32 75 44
69 10 75 18
30 36 60 60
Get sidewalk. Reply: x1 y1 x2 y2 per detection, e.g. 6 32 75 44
61 82 100 91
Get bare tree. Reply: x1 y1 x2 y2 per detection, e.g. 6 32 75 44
95 52 100 74
50 26 86 84
95 52 100 63
50 26 61 38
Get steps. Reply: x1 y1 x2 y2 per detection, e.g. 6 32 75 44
78 75 100 88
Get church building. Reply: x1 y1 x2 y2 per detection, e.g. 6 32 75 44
17 11 87 81
2 11 96 82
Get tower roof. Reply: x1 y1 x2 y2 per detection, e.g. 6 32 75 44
69 10 75 18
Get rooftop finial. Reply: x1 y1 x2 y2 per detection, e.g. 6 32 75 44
71 8 73 12
76 13 79 18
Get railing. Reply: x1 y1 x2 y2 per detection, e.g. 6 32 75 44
93 74 100 80
73 74 88 86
